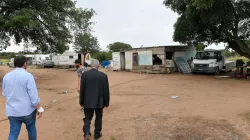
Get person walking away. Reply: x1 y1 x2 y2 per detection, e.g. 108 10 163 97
2 56 44 140
75 59 88 111
79 59 110 140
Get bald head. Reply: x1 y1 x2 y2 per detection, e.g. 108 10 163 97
90 59 100 68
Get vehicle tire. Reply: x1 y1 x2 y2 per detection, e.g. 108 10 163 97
214 67 220 75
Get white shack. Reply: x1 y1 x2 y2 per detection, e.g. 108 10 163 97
112 45 197 73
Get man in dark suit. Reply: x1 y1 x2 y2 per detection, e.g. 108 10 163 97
79 59 110 140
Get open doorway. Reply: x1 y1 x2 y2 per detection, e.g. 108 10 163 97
78 54 81 61
133 53 138 66
165 52 174 60
165 51 175 67
120 52 125 70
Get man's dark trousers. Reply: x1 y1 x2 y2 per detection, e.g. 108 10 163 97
83 108 103 137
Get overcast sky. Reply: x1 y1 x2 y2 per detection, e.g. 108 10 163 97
2 0 225 52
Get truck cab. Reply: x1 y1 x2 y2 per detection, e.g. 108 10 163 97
191 50 225 74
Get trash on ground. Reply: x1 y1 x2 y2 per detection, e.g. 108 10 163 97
171 96 179 99
214 76 231 78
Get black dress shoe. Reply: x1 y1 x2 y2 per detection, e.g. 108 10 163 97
94 133 102 140
84 135 91 140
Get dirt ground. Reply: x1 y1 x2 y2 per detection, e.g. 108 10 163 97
0 66 250 140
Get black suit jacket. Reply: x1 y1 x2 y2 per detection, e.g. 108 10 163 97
79 68 110 108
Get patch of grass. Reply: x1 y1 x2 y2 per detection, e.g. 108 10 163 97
28 65 39 69
241 112 250 121
227 56 249 63
246 112 250 121
109 136 118 140
0 58 9 64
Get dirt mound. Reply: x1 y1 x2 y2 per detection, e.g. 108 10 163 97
133 114 246 140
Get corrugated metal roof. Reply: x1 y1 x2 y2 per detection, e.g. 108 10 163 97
125 45 189 51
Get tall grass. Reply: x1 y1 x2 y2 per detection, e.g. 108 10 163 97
227 56 249 62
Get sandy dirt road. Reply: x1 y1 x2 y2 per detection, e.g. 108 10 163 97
0 66 250 140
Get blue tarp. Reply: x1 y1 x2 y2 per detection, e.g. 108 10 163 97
101 61 111 68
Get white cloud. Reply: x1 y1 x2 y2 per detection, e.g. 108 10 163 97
1 42 24 52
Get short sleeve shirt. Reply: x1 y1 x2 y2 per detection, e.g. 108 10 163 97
77 66 87 77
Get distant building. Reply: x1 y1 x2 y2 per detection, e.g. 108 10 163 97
112 45 196 74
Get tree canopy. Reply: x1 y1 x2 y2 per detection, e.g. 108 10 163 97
0 0 95 54
72 7 100 58
196 43 206 51
107 42 132 52
91 51 112 62
164 0 250 58
73 33 100 55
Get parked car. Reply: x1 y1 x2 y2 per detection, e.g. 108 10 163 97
43 60 54 68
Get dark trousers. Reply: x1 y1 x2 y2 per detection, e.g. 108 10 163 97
83 108 103 137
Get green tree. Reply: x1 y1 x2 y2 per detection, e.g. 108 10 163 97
221 49 239 58
164 0 250 58
107 42 132 52
105 51 112 60
73 33 100 63
0 52 16 59
92 51 112 62
196 43 206 51
0 0 95 54
246 40 250 47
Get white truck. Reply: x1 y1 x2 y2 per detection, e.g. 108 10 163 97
191 50 234 74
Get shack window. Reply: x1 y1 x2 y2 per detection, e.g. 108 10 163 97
69 56 74 59
133 53 138 66
153 54 163 65
165 52 174 60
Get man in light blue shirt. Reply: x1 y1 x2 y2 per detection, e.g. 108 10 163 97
2 56 44 140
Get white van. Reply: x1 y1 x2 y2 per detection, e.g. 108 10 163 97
8 58 15 68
